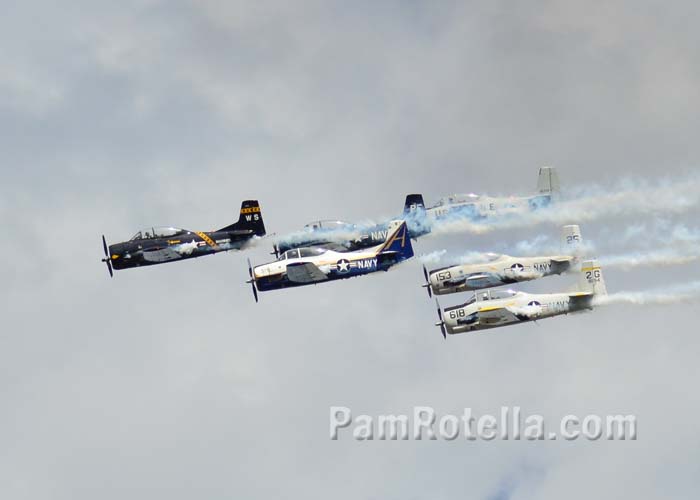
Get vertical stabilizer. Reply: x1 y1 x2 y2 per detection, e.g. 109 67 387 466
537 167 560 196
578 259 607 296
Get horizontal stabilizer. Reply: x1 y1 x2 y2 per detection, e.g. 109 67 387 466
551 257 573 264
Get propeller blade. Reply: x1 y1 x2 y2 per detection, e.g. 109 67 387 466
435 299 446 339
101 235 113 278
422 265 433 298
271 244 280 258
246 258 258 302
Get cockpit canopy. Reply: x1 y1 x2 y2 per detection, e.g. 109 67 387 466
464 289 518 306
130 227 187 241
437 193 481 206
277 247 327 260
303 220 353 231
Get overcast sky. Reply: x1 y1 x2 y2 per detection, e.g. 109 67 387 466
2 1 700 499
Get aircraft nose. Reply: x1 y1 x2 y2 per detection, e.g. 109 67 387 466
108 244 124 260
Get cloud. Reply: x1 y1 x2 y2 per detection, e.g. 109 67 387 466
1 1 700 499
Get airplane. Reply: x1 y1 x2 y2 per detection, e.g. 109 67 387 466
433 259 606 338
422 224 584 296
272 194 428 257
424 166 560 221
100 200 266 276
273 168 558 256
247 220 414 301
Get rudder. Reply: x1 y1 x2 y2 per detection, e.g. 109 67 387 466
378 220 414 260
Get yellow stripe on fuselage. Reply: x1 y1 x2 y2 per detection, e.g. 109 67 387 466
196 231 219 249
478 301 516 312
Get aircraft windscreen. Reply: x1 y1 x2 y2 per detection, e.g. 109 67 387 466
304 220 352 231
152 227 185 238
299 248 326 258
438 193 480 205
280 249 301 260
464 289 517 305
130 227 185 240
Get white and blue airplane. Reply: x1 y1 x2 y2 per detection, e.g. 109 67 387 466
247 220 414 301
434 259 606 338
273 195 428 257
424 166 560 221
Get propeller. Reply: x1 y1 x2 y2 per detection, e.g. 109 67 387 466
101 235 113 278
434 299 446 339
421 265 432 298
246 258 259 303
271 244 280 259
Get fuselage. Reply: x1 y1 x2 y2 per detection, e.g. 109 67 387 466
254 246 396 291
443 290 592 334
109 228 255 270
426 193 554 220
430 254 575 295
276 214 431 255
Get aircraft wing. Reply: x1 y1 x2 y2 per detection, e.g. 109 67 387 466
286 262 329 284
141 247 183 263
476 304 520 324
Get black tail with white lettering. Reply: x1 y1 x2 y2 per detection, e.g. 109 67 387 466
403 194 426 215
218 200 266 236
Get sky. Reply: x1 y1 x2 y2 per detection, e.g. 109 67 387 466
2 1 700 498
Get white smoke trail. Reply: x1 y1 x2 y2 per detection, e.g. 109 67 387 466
272 227 366 247
601 248 699 270
418 250 492 266
431 175 700 236
595 281 700 306
605 221 700 249
418 250 448 264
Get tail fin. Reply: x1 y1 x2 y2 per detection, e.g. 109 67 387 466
218 200 266 236
402 193 430 238
403 194 426 215
578 259 607 296
378 220 414 260
536 167 560 196
561 224 583 255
